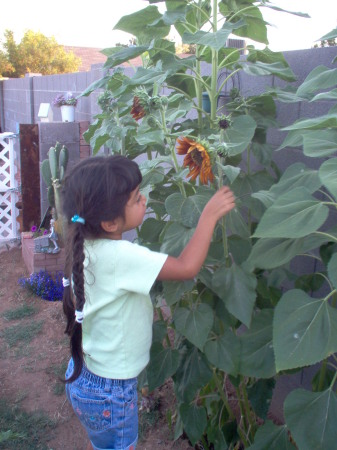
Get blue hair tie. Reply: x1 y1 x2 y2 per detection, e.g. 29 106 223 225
71 214 85 225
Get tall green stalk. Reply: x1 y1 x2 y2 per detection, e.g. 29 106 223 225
210 0 219 126
195 0 203 133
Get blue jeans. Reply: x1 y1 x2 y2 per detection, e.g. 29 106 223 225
65 359 138 450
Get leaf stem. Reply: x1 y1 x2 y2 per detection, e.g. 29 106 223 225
160 108 186 198
213 370 235 420
317 359 328 391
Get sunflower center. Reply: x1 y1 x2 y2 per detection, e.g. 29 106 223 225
190 148 203 166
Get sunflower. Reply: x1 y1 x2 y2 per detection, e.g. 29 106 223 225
131 96 146 121
176 136 214 185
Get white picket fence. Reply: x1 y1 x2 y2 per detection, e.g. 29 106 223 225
0 132 19 242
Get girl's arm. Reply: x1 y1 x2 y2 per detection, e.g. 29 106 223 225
157 186 235 281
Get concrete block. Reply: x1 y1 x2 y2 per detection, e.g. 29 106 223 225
39 122 79 145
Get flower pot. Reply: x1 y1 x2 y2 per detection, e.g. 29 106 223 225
202 92 211 113
60 105 75 122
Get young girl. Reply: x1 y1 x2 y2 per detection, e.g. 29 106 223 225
62 155 235 450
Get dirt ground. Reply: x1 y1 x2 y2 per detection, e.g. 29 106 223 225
0 245 193 450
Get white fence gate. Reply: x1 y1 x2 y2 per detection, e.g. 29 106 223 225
0 132 19 241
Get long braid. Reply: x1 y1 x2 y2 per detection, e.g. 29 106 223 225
64 225 85 383
63 230 74 335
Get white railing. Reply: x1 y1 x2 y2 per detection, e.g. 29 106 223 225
0 132 19 241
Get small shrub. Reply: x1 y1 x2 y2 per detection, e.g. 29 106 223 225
18 271 64 301
2 305 38 321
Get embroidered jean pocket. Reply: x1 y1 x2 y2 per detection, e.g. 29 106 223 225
70 390 113 432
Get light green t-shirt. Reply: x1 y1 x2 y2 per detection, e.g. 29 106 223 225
82 239 168 379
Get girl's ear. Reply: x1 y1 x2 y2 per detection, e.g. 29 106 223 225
101 220 119 233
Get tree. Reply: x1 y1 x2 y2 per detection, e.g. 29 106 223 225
0 30 81 78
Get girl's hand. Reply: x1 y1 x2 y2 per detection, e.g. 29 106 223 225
158 186 236 281
202 186 236 223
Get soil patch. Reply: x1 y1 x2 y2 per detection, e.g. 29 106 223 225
0 246 192 450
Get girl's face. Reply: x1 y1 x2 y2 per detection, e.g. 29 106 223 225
122 185 147 232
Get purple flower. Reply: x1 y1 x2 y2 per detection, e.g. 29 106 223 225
31 225 37 232
43 229 49 235
53 92 78 107
18 270 64 301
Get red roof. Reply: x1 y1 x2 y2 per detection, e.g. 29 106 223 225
64 46 107 72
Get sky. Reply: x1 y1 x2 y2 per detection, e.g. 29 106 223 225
1 0 336 52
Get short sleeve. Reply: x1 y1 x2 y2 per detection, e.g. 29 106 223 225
115 241 168 295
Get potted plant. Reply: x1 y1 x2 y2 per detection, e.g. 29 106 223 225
52 92 77 122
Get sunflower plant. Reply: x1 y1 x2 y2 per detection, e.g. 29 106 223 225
82 2 337 449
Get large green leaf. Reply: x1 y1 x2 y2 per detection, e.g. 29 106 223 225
253 187 329 239
179 403 207 446
174 347 213 403
247 47 291 68
242 61 296 82
282 113 337 131
246 233 330 270
173 303 214 351
303 130 337 157
216 163 241 184
135 130 165 146
297 66 337 98
160 222 195 257
165 192 213 228
269 163 321 196
147 342 180 391
311 88 337 102
239 309 276 378
162 279 195 306
114 6 170 40
327 253 337 289
319 27 337 41
125 67 167 86
204 329 239 376
212 264 256 328
246 421 296 450
226 207 251 238
165 193 185 221
273 290 337 371
103 45 148 69
284 388 337 450
182 26 233 51
247 379 275 420
230 6 269 44
180 193 212 228
319 157 337 200
223 115 257 156
139 218 166 243
228 236 252 265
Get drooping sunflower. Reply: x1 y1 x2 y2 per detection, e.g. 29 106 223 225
176 136 214 185
130 96 146 121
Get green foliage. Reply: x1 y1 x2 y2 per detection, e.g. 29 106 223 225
2 305 38 321
0 321 43 347
0 29 80 78
0 398 54 449
81 2 337 448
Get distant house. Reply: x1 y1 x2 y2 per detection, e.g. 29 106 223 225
63 46 144 72
64 46 108 72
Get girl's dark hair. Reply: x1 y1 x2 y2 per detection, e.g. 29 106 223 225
62 155 142 382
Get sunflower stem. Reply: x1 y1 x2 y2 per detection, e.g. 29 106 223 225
210 0 218 127
195 0 203 134
216 156 229 260
160 108 186 198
